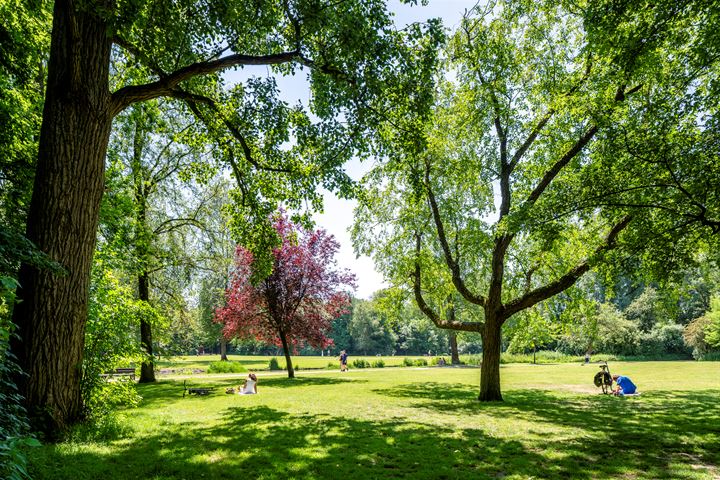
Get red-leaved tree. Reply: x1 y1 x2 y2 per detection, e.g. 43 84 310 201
216 213 355 377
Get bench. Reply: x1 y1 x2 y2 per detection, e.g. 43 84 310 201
101 368 136 381
183 380 216 398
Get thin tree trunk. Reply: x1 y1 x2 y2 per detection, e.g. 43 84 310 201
138 272 155 383
533 342 537 365
448 331 460 365
9 0 113 436
278 329 295 378
479 318 503 401
445 302 461 365
220 337 228 361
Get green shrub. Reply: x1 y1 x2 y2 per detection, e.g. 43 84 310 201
414 358 428 367
459 351 619 365
1 320 40 480
207 361 247 374
81 376 142 442
402 357 415 367
268 357 281 371
371 359 385 368
462 355 482 366
352 359 370 369
67 399 135 442
326 362 339 369
698 351 720 361
616 353 691 361
501 351 574 364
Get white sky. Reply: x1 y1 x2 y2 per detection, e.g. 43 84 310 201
229 1 476 299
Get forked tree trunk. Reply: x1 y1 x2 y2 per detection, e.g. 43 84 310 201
138 272 156 383
9 0 114 436
278 329 295 378
479 318 503 401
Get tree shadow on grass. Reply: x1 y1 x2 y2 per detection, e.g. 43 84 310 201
135 376 363 408
31 404 544 480
29 383 719 479
376 382 720 478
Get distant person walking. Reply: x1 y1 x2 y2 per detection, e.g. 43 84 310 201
339 350 348 372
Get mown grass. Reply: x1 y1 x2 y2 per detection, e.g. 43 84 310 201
29 361 720 479
155 354 432 372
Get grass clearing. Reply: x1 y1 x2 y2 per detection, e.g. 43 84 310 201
29 361 720 479
155 354 432 372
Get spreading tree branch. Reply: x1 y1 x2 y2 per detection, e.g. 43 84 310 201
503 215 632 318
424 162 486 307
413 234 483 332
111 50 301 114
169 89 293 174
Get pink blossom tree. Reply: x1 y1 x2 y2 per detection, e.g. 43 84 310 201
216 213 355 377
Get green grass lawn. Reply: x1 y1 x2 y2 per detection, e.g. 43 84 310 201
29 361 720 479
155 354 432 372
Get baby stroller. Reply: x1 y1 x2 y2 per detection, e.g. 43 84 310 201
593 361 613 394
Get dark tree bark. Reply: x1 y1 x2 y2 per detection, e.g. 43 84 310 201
9 0 114 436
134 129 155 383
445 299 461 365
278 329 295 378
220 337 228 361
533 342 537 365
479 318 503 402
138 272 155 383
448 331 460 365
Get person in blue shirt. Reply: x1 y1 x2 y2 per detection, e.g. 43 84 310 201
612 374 637 396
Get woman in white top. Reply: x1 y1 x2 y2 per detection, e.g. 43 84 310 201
238 373 258 394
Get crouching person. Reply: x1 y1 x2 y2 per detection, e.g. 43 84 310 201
612 374 637 396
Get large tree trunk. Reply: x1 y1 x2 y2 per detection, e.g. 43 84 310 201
479 319 503 401
278 329 295 378
448 331 460 365
9 0 113 436
138 272 155 383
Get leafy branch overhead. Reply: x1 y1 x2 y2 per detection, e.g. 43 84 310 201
109 1 444 273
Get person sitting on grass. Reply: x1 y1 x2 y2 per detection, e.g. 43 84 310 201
612 374 637 396
237 373 258 395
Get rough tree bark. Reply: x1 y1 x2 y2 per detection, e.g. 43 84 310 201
479 318 503 401
9 0 114 435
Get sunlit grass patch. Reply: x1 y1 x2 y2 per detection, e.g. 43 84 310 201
29 361 720 479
